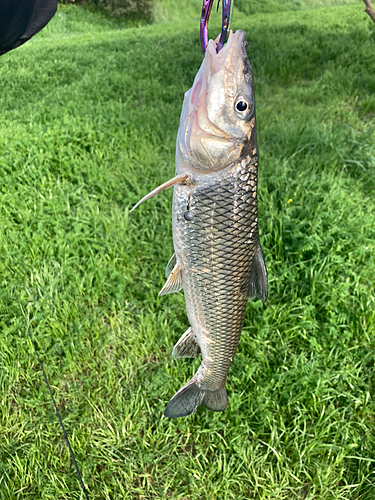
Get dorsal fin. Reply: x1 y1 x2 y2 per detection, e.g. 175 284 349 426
248 241 268 303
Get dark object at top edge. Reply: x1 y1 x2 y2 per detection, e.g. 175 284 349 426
0 0 58 56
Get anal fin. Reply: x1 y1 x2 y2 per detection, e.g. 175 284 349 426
172 327 200 358
249 241 268 303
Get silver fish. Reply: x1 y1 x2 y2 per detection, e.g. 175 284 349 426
132 30 267 418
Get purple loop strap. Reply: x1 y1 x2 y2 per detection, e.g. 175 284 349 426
200 0 231 54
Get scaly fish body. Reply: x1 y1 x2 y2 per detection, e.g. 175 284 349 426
132 30 267 417
162 30 267 418
173 157 259 384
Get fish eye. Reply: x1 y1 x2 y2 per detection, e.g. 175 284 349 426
236 101 247 112
235 96 252 119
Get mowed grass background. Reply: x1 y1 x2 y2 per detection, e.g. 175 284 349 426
0 1 374 498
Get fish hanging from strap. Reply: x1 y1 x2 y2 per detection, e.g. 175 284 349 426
132 20 268 417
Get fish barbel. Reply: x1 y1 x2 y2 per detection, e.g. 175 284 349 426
132 30 267 418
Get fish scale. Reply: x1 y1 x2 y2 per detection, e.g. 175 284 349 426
173 157 259 389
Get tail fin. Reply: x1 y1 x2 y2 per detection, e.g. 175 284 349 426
164 378 228 418
203 386 228 412
164 376 204 418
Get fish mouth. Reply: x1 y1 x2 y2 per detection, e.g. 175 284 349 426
205 29 247 76
178 30 250 173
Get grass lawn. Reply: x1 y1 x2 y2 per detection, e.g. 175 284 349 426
0 1 374 498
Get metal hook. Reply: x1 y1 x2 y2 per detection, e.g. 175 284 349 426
200 0 231 54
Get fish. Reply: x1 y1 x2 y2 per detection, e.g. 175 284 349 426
132 29 267 418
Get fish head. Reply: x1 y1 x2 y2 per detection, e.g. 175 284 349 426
177 30 256 174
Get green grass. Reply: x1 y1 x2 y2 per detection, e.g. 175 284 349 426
0 1 375 499
235 0 358 15
154 0 359 22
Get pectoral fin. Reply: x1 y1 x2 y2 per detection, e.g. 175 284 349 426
172 327 200 358
159 261 183 296
130 174 190 212
248 241 268 303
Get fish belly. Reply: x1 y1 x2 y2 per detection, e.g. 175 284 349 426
172 156 259 391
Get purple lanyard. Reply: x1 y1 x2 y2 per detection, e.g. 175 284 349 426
200 0 232 54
